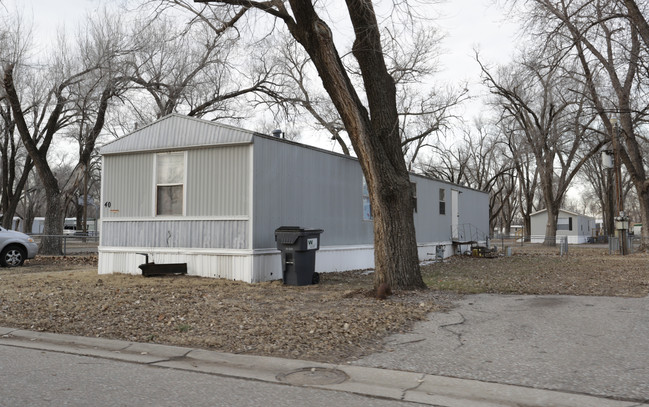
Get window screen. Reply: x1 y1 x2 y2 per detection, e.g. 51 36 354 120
156 152 184 215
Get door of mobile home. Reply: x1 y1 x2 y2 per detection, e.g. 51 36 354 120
451 189 459 239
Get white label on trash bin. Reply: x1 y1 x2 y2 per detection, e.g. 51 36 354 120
307 238 318 250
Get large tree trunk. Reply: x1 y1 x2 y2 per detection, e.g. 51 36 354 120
544 206 559 246
623 0 649 47
284 0 424 289
41 194 64 254
197 0 424 289
523 214 532 242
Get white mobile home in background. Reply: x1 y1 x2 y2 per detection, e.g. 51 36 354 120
530 209 596 244
98 114 489 282
31 217 45 234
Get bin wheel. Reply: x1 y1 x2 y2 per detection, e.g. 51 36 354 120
312 272 320 285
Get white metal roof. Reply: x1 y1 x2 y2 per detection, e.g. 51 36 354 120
100 114 256 155
530 208 594 219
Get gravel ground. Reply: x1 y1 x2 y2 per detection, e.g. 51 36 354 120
1 246 647 363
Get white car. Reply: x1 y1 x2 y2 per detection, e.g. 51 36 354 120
0 227 38 267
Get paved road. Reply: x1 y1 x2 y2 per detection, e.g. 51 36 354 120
354 294 649 402
0 345 419 407
3 326 643 407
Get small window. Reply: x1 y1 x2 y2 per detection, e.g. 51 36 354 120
362 177 372 220
439 188 446 215
557 217 572 231
363 177 374 220
156 152 184 215
411 182 417 212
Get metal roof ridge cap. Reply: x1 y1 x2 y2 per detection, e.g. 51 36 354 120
100 140 253 155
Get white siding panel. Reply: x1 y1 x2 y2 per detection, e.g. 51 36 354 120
102 154 154 218
102 220 248 249
186 146 250 216
99 249 254 281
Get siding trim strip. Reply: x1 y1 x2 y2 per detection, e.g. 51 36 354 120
101 141 253 156
101 216 249 222
100 246 255 256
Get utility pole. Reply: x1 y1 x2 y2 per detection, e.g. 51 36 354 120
611 118 629 255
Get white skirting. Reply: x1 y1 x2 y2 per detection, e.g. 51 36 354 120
98 241 452 283
529 235 589 244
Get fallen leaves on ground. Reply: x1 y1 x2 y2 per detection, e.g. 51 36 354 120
422 246 649 297
0 263 448 363
1 245 647 364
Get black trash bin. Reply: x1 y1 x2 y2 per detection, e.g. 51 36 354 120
274 226 324 286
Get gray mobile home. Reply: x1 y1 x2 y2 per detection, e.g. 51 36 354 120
530 209 596 244
99 114 489 282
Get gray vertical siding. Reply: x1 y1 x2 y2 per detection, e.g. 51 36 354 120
186 145 250 216
411 175 490 243
252 136 489 249
456 183 490 239
252 137 374 249
102 153 154 218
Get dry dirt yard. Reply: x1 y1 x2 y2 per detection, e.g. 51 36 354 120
1 245 647 364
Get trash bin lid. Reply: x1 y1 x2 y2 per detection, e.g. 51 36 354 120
275 226 303 232
274 226 324 244
275 226 303 244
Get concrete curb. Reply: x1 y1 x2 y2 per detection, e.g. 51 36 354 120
1 327 646 407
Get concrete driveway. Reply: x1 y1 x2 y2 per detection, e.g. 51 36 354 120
354 294 649 402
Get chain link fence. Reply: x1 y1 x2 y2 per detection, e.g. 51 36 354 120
30 234 99 256
489 233 646 255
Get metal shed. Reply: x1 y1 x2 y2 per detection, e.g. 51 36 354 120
99 114 489 282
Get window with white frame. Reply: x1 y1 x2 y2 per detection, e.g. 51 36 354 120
156 152 184 216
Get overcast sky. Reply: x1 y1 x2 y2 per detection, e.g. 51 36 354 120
6 0 519 86
4 0 521 147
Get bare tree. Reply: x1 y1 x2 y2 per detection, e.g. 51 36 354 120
580 140 615 236
193 0 426 289
420 142 471 186
0 98 34 229
2 10 127 253
622 0 649 48
526 0 649 246
258 33 352 154
120 4 278 125
479 50 605 245
0 8 35 230
502 119 540 239
420 120 515 234
261 24 468 165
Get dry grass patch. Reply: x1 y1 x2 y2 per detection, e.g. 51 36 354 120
423 246 649 297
